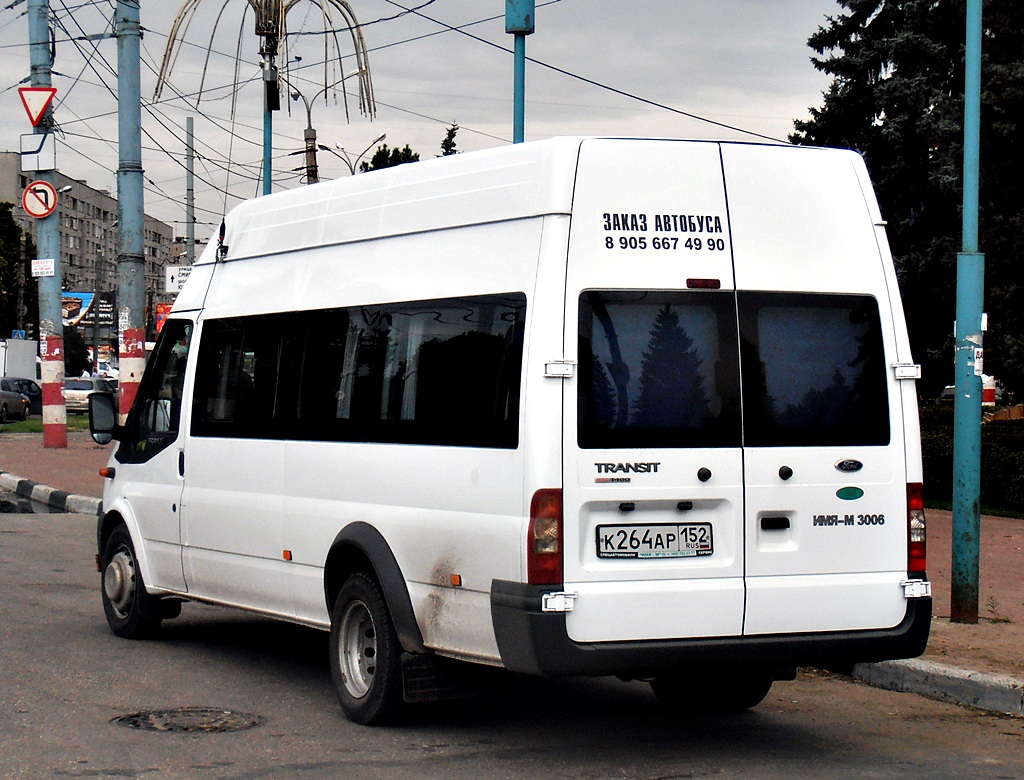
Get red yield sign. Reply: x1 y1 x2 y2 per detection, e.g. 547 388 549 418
19 86 57 126
22 180 58 219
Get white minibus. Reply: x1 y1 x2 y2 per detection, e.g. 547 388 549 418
90 137 931 724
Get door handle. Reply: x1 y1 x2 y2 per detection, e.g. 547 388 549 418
178 451 185 477
760 516 790 531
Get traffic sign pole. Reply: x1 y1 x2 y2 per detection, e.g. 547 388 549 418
28 0 67 448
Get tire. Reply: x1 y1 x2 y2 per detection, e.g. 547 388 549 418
0 404 8 424
329 572 404 725
100 524 162 639
651 669 773 714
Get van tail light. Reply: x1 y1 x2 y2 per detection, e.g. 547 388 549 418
528 489 563 585
907 482 927 574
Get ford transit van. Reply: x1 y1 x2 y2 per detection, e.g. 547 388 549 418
91 137 930 724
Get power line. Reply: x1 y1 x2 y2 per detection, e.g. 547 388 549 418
380 0 787 144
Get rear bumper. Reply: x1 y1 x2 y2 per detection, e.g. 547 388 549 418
490 579 931 677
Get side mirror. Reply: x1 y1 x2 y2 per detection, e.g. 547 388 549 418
88 392 121 445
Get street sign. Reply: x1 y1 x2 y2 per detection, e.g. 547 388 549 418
22 180 58 219
165 265 192 293
20 132 56 172
18 86 57 127
31 258 55 277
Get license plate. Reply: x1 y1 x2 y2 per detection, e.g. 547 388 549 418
596 523 713 559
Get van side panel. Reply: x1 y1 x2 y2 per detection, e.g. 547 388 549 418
185 220 548 664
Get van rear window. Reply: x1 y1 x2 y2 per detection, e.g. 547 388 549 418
578 291 741 449
578 291 889 449
739 292 889 447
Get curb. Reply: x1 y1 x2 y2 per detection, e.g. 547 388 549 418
853 659 1024 717
0 469 103 517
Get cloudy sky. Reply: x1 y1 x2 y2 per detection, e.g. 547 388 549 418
0 0 839 233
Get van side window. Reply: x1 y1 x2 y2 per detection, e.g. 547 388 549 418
116 319 192 463
191 315 293 439
578 290 741 449
191 293 526 448
739 293 889 446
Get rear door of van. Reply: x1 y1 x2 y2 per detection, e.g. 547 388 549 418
561 139 911 647
562 140 745 643
721 144 911 635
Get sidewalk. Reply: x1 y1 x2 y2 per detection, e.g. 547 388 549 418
1 429 1022 716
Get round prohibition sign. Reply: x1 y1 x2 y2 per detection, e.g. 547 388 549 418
22 180 58 219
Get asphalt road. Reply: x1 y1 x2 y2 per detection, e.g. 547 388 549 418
1 512 1022 780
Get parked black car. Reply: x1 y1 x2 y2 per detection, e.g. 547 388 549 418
0 377 32 423
2 376 42 416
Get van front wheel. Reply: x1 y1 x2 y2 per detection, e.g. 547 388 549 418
100 524 162 639
650 669 773 713
329 572 404 725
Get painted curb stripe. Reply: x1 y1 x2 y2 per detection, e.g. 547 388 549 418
0 469 102 517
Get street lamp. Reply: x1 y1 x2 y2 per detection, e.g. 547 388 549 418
318 134 386 175
284 70 365 184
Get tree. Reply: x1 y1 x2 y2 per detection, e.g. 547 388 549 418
440 123 460 156
791 0 1024 397
0 203 35 339
359 143 420 172
64 328 91 378
633 305 710 429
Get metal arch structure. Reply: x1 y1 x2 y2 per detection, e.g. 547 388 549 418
153 0 376 194
155 0 375 117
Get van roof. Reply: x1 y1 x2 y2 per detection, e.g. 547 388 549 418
204 137 845 265
203 136 594 265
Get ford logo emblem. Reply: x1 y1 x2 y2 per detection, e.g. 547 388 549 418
835 459 863 473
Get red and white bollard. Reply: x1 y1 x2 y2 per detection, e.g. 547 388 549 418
40 334 67 448
118 326 146 424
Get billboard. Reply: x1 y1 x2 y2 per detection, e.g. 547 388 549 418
62 291 116 328
155 303 174 334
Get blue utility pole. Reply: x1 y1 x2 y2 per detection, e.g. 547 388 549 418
115 0 147 419
505 0 535 144
261 37 279 195
28 0 66 447
951 0 984 623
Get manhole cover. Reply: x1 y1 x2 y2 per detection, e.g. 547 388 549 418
112 707 262 733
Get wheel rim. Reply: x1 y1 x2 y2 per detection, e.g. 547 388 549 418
338 599 377 699
104 547 137 619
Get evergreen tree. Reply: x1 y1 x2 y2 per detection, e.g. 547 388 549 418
633 305 710 429
359 143 420 172
779 368 850 429
792 0 1024 396
440 123 460 156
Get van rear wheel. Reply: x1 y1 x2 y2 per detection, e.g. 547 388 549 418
100 523 162 639
329 572 404 725
651 669 773 713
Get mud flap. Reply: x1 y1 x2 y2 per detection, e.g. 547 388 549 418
401 653 475 703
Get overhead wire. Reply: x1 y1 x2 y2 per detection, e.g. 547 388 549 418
16 0 788 231
379 0 786 144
